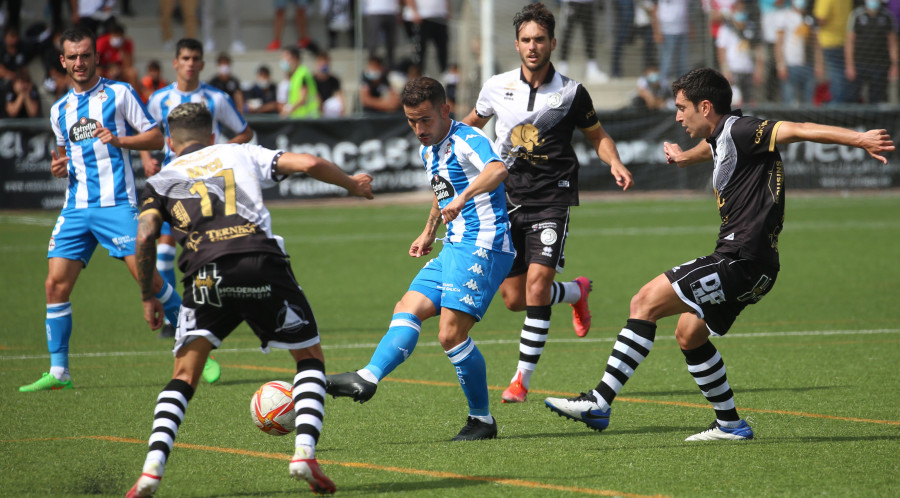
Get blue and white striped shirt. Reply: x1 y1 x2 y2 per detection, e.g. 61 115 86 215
146 82 249 166
420 120 513 254
50 77 158 209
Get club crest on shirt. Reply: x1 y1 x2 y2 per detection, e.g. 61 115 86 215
96 91 108 103
69 117 100 143
431 174 455 202
547 92 562 108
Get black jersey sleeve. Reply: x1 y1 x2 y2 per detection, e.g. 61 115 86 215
572 85 600 130
139 183 171 225
730 117 783 157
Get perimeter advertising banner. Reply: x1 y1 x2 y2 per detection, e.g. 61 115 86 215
2 108 898 210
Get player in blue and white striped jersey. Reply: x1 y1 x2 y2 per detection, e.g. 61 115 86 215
19 26 183 393
140 38 252 350
325 77 515 441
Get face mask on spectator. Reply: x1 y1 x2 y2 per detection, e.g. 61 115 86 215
280 60 291 73
865 0 882 10
365 69 382 81
793 0 806 9
647 72 660 85
218 64 231 76
110 36 123 48
733 11 748 24
318 64 329 74
257 77 269 87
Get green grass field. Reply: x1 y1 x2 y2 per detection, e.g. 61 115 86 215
1 193 899 497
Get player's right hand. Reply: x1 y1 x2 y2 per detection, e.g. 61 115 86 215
144 157 160 177
142 298 164 330
663 142 684 165
409 233 435 258
50 149 69 178
349 173 374 199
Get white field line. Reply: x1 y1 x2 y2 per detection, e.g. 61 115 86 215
1 328 898 361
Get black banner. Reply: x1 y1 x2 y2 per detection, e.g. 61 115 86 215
3 108 898 209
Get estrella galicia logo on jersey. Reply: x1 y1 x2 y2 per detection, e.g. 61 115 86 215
431 174 455 202
276 300 309 333
69 117 100 143
192 263 223 307
510 123 549 164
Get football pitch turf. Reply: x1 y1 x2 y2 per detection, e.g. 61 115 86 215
1 193 898 497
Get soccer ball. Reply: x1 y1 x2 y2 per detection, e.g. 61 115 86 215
251 380 296 436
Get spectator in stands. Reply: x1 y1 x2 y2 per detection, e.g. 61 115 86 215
49 0 74 34
759 0 789 103
40 29 68 101
208 52 244 114
654 0 691 84
279 46 319 118
75 0 116 35
634 0 658 73
140 60 168 103
0 0 21 32
363 0 400 72
360 55 401 114
403 0 450 74
267 0 315 51
814 0 852 104
845 0 899 105
96 22 139 88
630 64 670 109
245 64 280 114
160 0 199 51
0 25 36 83
715 1 765 105
611 0 634 78
557 0 608 83
443 62 458 114
313 51 345 117
321 0 353 49
4 68 40 118
201 0 245 53
774 0 820 106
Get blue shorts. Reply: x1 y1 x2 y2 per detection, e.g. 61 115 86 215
408 242 514 321
47 205 139 266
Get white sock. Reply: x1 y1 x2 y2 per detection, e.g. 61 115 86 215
471 414 494 425
511 368 534 390
356 368 379 385
551 280 583 305
49 366 69 381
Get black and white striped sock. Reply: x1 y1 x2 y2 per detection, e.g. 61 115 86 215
144 378 194 476
593 319 656 410
549 281 581 305
293 358 326 457
683 340 740 427
511 305 551 389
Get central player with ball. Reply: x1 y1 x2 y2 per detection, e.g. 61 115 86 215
125 102 373 497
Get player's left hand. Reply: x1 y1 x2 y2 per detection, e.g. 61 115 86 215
93 125 121 148
441 197 465 222
142 297 164 330
50 149 69 178
610 162 634 191
860 129 894 164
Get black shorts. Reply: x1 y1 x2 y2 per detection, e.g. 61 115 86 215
174 252 320 353
507 205 570 277
664 253 778 336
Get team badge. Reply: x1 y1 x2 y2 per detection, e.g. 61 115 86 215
547 92 562 108
96 92 108 102
540 228 557 245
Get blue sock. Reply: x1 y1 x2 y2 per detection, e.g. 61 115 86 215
446 337 490 417
155 282 182 326
46 302 72 370
363 312 421 381
157 244 177 289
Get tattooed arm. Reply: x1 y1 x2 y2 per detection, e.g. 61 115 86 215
135 210 164 329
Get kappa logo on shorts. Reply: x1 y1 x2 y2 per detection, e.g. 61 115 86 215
467 263 485 276
472 247 489 259
276 300 310 333
459 295 476 306
463 279 479 291
690 273 726 305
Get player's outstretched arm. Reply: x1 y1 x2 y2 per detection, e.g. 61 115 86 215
410 196 442 258
93 125 165 151
275 152 374 199
440 160 507 222
583 124 633 191
135 210 164 329
774 122 894 164
664 141 713 168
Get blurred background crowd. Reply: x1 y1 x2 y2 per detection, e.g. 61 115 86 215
0 0 896 121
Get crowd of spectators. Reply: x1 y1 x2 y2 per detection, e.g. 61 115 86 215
1 1 898 121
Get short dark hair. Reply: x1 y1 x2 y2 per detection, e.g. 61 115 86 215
513 2 555 40
401 77 446 108
167 103 213 145
671 68 732 115
284 47 301 61
147 60 161 71
257 65 270 76
216 52 231 64
175 38 203 59
60 26 96 53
